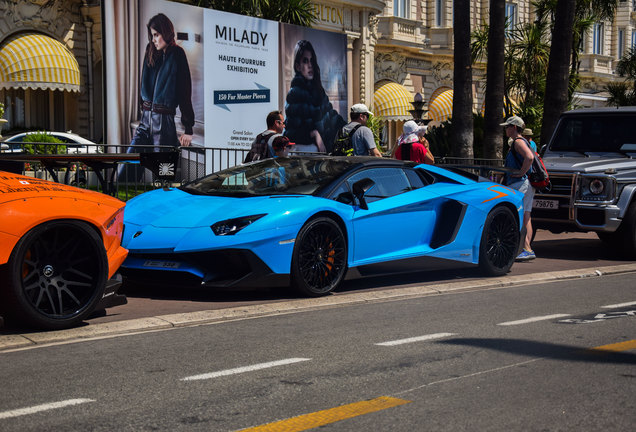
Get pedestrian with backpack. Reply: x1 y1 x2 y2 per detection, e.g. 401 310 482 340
501 115 536 261
394 121 434 164
244 110 285 163
332 104 381 157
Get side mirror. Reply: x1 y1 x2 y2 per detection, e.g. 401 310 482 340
335 191 354 205
352 178 375 210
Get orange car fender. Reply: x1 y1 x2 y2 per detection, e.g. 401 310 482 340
0 196 126 278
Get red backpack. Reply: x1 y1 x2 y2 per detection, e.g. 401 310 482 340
511 137 550 190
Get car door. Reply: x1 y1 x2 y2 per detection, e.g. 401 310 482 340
345 167 439 265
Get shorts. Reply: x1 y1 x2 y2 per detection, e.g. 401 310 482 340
508 178 535 213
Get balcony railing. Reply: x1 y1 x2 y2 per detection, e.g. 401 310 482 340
377 16 425 48
578 54 613 75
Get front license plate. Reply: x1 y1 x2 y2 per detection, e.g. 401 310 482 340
143 260 181 269
533 199 558 210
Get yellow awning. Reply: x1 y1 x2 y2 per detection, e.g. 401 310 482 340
428 87 453 122
372 82 414 120
0 33 80 92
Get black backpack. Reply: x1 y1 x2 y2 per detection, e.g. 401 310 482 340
244 131 280 163
331 124 362 156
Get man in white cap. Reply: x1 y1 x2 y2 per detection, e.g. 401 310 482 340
501 115 536 261
337 103 382 157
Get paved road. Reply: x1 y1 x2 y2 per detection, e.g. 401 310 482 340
0 273 633 431
90 230 632 324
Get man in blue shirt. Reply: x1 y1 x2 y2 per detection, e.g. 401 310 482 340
502 116 536 261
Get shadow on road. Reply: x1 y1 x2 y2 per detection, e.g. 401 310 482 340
532 236 627 262
439 338 636 365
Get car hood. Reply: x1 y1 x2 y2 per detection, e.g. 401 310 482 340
124 188 309 229
0 170 123 207
542 155 636 173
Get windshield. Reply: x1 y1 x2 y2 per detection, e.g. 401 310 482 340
550 115 636 153
181 157 356 196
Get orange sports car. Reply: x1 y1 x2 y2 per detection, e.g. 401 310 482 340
0 171 128 329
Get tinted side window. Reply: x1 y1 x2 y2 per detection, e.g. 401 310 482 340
405 168 427 189
551 115 636 152
347 167 411 203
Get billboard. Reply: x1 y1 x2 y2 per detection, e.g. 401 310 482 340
103 0 347 172
205 10 279 152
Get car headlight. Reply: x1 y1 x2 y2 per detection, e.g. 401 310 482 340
576 175 615 202
211 214 267 236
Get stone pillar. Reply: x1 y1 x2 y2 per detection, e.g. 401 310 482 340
358 12 378 106
83 19 94 140
346 33 357 112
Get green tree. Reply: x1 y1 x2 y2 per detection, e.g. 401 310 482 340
538 0 620 146
540 0 576 147
506 22 550 111
366 114 385 152
506 20 551 138
482 0 506 159
451 0 474 158
183 0 316 26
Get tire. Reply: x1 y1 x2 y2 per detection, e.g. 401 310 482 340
1 220 108 329
611 201 636 259
290 217 347 297
596 231 620 247
478 206 520 276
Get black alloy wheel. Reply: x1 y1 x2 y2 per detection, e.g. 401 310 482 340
291 217 347 297
479 206 520 276
2 220 108 329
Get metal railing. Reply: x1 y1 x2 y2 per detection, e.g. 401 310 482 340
1 142 505 200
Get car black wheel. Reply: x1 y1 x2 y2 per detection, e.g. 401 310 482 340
610 201 636 259
479 206 519 276
291 217 347 297
2 221 108 329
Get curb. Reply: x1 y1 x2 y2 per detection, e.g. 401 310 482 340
2 263 636 352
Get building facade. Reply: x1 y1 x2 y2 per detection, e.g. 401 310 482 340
0 0 102 140
1 0 634 147
364 0 636 148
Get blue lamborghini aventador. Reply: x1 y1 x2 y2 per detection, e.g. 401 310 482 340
120 156 524 296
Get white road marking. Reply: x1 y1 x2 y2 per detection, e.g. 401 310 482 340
181 358 311 381
0 399 95 420
497 314 570 326
376 333 456 347
601 301 636 309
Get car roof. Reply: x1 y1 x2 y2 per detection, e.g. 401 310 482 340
292 155 416 168
3 131 95 144
563 107 636 115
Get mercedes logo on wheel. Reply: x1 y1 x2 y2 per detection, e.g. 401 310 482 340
42 265 54 278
